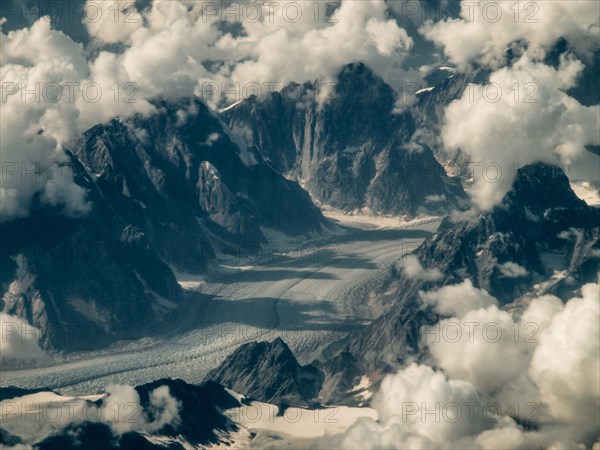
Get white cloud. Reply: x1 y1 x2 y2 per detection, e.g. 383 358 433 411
342 364 487 448
83 0 415 104
98 383 181 435
419 279 497 317
426 304 533 392
0 18 155 221
498 262 528 278
0 384 181 445
224 0 414 96
441 55 600 210
100 384 146 434
419 1 600 210
530 282 600 441
0 312 45 361
425 194 446 204
146 385 182 432
84 0 143 44
420 0 600 69
1 20 92 220
399 254 443 281
366 17 413 56
339 279 600 449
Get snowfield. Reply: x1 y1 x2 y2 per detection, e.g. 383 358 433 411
210 402 378 449
0 216 440 396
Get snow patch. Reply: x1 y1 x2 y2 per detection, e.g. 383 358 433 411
237 146 258 167
321 205 440 231
352 376 373 402
172 268 206 291
68 298 110 328
415 87 435 95
218 100 244 114
229 401 377 439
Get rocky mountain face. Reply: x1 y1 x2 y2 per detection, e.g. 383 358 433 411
410 162 599 302
221 63 466 215
75 98 328 270
321 163 600 395
0 155 183 352
206 337 324 409
1 98 328 351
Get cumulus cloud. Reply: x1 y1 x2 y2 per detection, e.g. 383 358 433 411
99 384 146 434
418 1 600 211
419 279 497 317
498 262 528 278
81 0 415 102
339 279 600 449
398 254 443 281
1 20 90 220
222 0 414 96
341 363 518 449
84 0 143 44
420 0 600 69
441 55 600 210
94 383 183 435
425 304 533 393
529 282 600 441
146 385 182 432
421 281 534 394
0 312 45 361
93 383 180 434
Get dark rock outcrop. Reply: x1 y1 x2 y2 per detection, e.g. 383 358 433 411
206 337 324 408
75 98 328 271
0 155 183 351
409 162 599 303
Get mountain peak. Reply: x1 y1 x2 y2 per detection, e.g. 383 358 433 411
206 338 323 408
503 162 587 212
337 62 375 80
334 62 394 107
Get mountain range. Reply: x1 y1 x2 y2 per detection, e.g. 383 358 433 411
221 63 467 215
